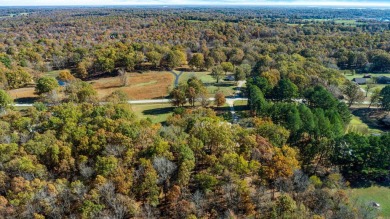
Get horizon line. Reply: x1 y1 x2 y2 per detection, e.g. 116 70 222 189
3 2 390 7
2 5 390 8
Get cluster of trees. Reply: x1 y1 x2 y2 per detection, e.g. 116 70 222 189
0 98 378 218
248 79 351 165
336 49 390 73
247 61 390 185
169 77 209 107
1 7 390 90
333 133 390 184
0 6 390 218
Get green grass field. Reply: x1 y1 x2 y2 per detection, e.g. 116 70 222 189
350 186 390 218
234 100 248 107
299 19 365 26
178 71 215 84
343 73 390 81
334 19 365 26
343 73 390 97
346 115 383 135
179 71 237 97
302 18 330 22
44 69 67 78
131 103 174 124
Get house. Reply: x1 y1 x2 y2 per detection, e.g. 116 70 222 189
225 75 235 81
377 76 390 84
351 78 367 85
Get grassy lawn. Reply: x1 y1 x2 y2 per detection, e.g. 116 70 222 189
286 23 302 27
302 18 330 22
131 103 174 123
346 115 383 135
343 73 390 96
234 100 248 107
350 186 390 218
44 69 67 78
14 106 33 111
207 83 236 97
179 71 237 97
178 71 215 84
344 73 390 81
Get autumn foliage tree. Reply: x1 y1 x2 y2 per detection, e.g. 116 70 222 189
214 91 226 107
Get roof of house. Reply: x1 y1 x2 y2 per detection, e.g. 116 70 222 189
378 76 390 80
352 78 367 84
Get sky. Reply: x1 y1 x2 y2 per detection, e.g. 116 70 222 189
1 0 390 7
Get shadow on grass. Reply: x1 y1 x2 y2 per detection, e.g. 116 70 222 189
15 97 39 104
347 175 390 188
234 105 249 111
151 96 170 99
143 107 175 116
215 105 249 113
352 108 390 132
216 106 230 112
204 82 235 87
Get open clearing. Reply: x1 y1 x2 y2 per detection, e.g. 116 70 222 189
92 71 174 100
8 86 38 103
44 69 65 77
350 186 390 218
133 99 248 124
131 103 174 124
9 70 241 102
346 115 383 135
9 71 175 102
343 73 390 97
178 71 238 97
344 73 390 81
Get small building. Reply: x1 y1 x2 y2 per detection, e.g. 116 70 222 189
352 78 367 85
57 79 67 86
363 74 372 78
225 75 235 81
377 76 390 84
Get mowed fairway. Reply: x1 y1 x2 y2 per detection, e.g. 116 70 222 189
178 71 237 97
89 71 174 100
346 115 383 135
131 103 174 123
350 186 390 218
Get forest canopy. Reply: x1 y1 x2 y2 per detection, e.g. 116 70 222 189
0 6 389 219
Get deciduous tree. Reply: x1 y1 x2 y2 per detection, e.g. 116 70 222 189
211 65 224 83
35 77 59 95
214 91 226 107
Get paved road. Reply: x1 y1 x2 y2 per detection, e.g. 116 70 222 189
12 97 249 107
13 97 372 107
226 80 246 123
169 70 184 87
